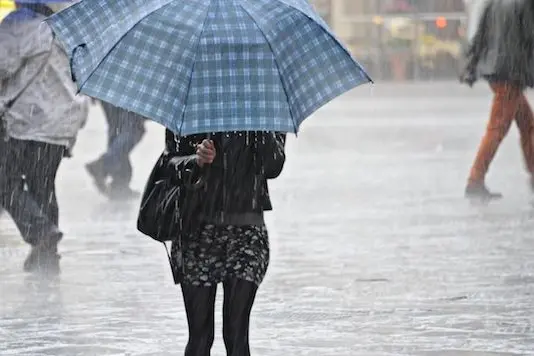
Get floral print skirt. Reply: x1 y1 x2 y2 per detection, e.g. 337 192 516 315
171 224 270 287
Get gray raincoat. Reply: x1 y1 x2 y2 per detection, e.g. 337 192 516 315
0 13 88 150
461 0 534 88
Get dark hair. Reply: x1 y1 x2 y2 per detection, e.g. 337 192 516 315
16 3 55 17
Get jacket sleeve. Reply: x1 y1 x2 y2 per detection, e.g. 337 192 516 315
165 130 202 185
257 132 286 179
0 22 52 81
0 30 23 80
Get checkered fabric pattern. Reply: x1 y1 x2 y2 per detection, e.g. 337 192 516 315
47 0 372 136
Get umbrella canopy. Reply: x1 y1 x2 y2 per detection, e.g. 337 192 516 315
47 0 372 135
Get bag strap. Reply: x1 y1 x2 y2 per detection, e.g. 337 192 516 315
163 242 173 267
162 240 183 284
162 242 176 283
2 48 52 116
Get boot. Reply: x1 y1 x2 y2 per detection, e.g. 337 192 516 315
465 182 503 202
85 160 108 194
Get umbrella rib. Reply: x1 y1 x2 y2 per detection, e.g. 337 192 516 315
238 3 298 135
177 0 214 135
76 0 177 93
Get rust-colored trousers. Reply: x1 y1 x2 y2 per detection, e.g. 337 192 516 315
468 82 534 183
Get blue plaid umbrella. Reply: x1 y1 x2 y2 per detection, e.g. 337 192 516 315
46 0 372 135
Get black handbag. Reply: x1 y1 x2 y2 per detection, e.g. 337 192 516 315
137 152 178 241
137 132 207 284
137 153 207 240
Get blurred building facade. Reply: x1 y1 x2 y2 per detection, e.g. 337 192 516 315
1 0 467 81
312 0 467 81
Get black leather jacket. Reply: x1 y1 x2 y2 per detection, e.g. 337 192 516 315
165 130 286 226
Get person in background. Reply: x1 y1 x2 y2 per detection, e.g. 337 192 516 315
382 0 417 81
461 0 534 201
85 101 146 201
0 1 88 273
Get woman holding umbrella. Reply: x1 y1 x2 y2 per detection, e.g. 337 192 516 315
137 129 286 355
46 0 371 354
461 0 534 201
162 129 286 355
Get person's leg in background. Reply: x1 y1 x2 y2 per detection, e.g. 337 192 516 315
102 102 131 190
513 93 534 191
107 115 145 199
23 141 65 226
466 82 522 200
0 138 62 273
222 278 258 356
180 284 217 356
86 101 145 200
85 101 115 193
103 100 121 151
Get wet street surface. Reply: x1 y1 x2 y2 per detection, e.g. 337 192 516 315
1 82 534 355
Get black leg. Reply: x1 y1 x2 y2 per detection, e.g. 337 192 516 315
181 284 218 356
222 278 258 356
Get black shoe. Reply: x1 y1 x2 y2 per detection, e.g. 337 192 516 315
465 182 503 202
107 186 140 201
86 160 108 194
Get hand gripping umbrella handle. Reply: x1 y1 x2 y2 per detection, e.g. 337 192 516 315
188 132 212 189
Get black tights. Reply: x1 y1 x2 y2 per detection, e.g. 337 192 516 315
181 278 258 356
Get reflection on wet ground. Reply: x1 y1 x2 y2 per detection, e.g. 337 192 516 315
1 83 534 355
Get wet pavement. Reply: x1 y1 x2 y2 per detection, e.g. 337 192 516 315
1 82 534 355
